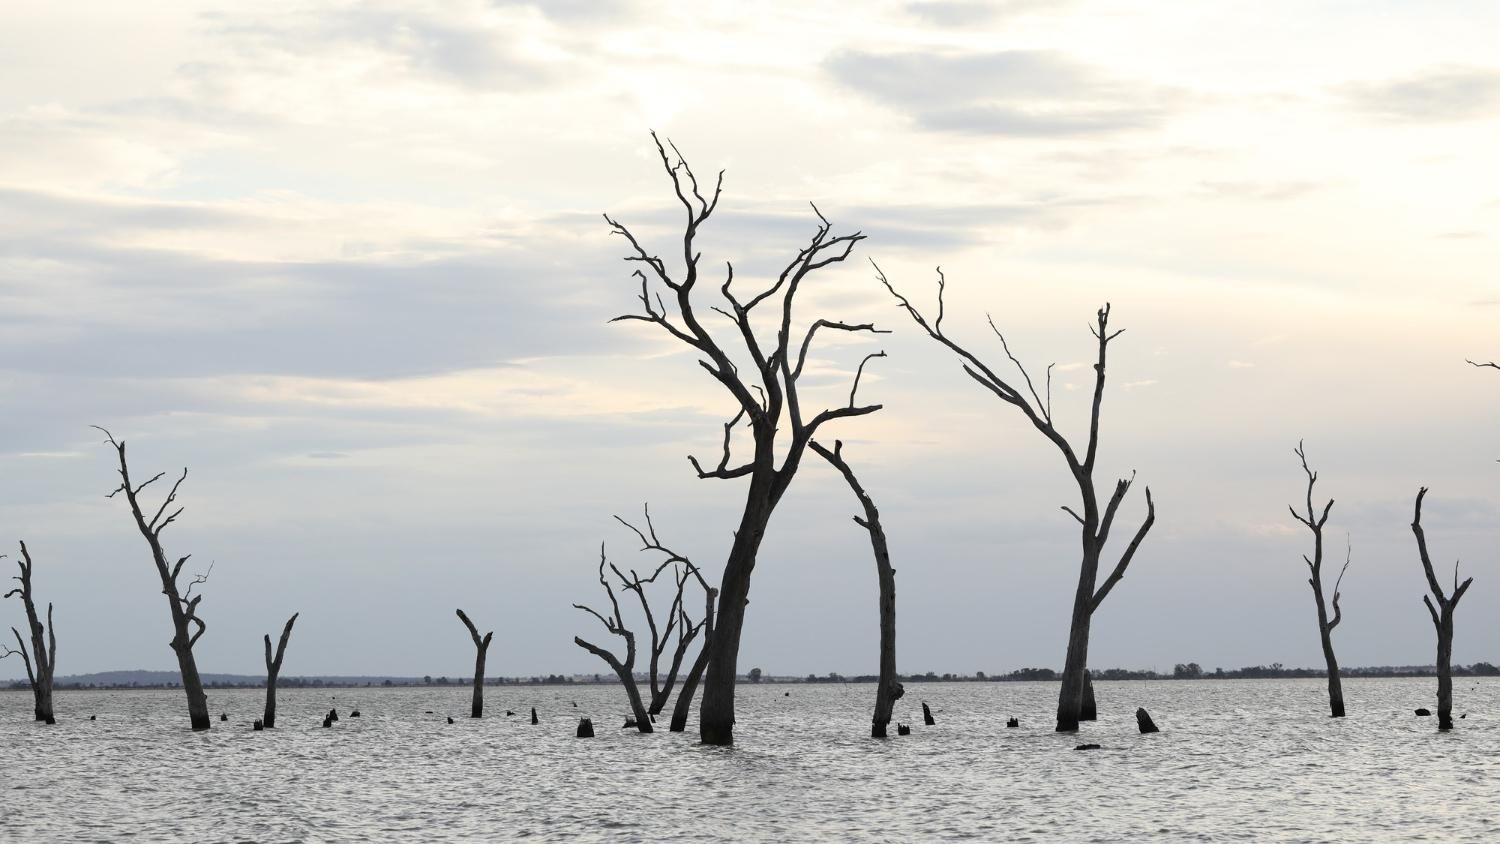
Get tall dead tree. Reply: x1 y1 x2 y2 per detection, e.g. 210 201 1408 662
3 541 57 723
810 439 903 738
607 134 885 745
573 546 654 733
262 612 298 728
97 427 213 731
879 268 1155 732
1288 442 1349 718
1411 487 1474 731
455 609 493 718
614 506 711 718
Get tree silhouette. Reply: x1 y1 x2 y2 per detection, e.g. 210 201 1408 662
262 613 298 728
1411 487 1474 730
455 609 494 718
3 541 57 723
1288 442 1349 717
606 134 885 744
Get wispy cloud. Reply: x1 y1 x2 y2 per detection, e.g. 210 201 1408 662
1343 65 1500 122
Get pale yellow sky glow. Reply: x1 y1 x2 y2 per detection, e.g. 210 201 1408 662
1 0 1497 678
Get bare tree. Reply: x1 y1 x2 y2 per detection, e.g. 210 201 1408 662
1411 487 1474 731
810 439 903 738
573 545 654 733
455 609 493 718
878 268 1155 732
262 612 298 728
96 427 213 730
3 541 57 723
613 506 712 718
1288 442 1349 717
607 134 886 744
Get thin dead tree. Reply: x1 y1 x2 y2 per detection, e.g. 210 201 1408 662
455 609 494 718
573 545 654 733
878 267 1155 732
3 541 57 723
613 506 715 729
96 427 213 731
810 439 903 738
607 134 885 745
1411 487 1474 731
1288 442 1349 717
262 612 298 728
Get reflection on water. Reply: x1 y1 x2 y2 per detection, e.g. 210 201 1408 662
2 678 1496 842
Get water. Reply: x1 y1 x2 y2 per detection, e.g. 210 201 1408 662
2 678 1496 842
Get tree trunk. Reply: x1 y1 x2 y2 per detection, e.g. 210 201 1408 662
670 584 716 733
172 636 211 731
263 613 297 729
1079 670 1096 722
1436 611 1454 731
699 484 774 746
871 532 899 739
1056 546 1099 732
1319 626 1345 718
7 543 57 722
470 642 489 719
263 669 279 729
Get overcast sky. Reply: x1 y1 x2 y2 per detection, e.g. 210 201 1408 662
2 0 1498 682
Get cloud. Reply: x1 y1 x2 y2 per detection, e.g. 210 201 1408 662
904 0 1069 27
1343 65 1500 123
824 48 1184 137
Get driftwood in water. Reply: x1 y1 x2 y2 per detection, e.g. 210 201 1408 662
3 541 58 723
607 138 886 746
1289 442 1350 718
810 440 902 739
1075 743 1101 751
1135 707 1159 734
1080 670 1096 721
262 612 298 728
577 717 594 738
98 428 214 731
922 702 935 726
1411 487 1474 731
455 609 493 718
879 278 1157 734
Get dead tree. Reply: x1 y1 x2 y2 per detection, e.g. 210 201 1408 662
607 134 885 744
455 609 493 718
1288 442 1349 717
1411 487 1474 730
613 506 712 718
262 612 298 728
572 545 654 733
3 541 57 722
879 268 1155 732
810 439 903 738
96 427 213 730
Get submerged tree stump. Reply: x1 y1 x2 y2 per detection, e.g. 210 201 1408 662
322 716 332 728
253 719 264 731
531 707 539 725
1007 717 1019 728
219 712 227 722
623 717 638 729
1075 743 1101 750
577 717 594 738
896 723 910 736
1135 707 1159 734
1415 708 1432 716
922 702 935 726
1080 671 1097 721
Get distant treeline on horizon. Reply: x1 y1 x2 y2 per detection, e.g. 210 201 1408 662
8 661 1498 692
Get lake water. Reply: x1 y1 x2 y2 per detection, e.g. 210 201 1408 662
2 678 1496 842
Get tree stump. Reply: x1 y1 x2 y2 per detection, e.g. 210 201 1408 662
220 712 228 722
577 717 594 738
1415 708 1431 716
322 716 332 728
922 702 935 726
1135 707 1159 734
623 717 638 729
1080 671 1097 721
447 716 455 724
896 723 910 736
531 707 539 725
1007 717 1019 728
350 710 361 718
328 708 339 722
253 719 264 731
1075 743 1101 751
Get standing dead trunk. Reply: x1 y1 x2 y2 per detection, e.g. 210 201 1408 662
455 609 493 718
607 135 885 744
810 440 901 738
97 427 212 730
1288 442 1350 718
3 542 57 722
573 546 653 733
1411 487 1473 731
880 274 1155 733
670 580 717 733
262 612 298 729
1080 670 1096 722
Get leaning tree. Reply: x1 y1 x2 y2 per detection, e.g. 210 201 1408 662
97 427 214 730
879 268 1155 732
3 541 57 723
455 609 493 718
1288 442 1350 717
262 612 299 728
810 440 903 738
606 134 886 744
1411 487 1474 731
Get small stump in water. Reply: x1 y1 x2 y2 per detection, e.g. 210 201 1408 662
447 716 455 724
253 719 264 731
328 708 339 722
350 710 361 718
1075 743 1102 751
1415 708 1432 717
896 723 911 736
531 707 539 725
922 702 935 726
220 712 228 722
506 710 515 717
577 717 594 738
622 717 638 729
1135 707 1159 734
322 716 332 728
1006 717 1019 728
89 715 96 721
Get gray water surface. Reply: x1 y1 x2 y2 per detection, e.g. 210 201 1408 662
3 679 1496 842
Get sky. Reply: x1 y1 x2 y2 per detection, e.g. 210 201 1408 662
2 0 1499 681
